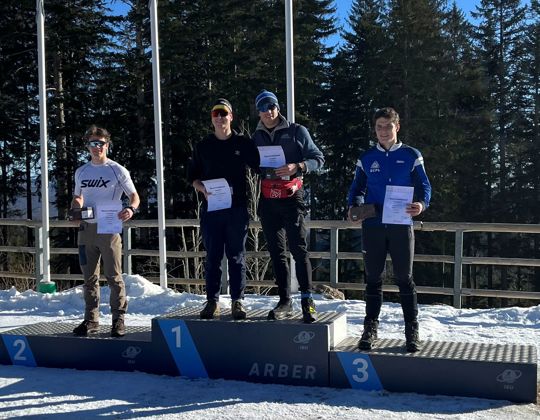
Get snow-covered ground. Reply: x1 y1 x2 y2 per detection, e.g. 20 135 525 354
0 275 538 419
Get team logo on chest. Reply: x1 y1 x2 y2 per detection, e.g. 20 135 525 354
81 177 111 188
370 161 381 173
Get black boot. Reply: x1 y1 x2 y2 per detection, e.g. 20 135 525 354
200 300 220 319
301 297 317 323
111 318 126 337
405 320 421 352
267 298 293 320
358 318 379 350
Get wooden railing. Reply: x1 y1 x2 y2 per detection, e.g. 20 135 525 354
1 218 539 309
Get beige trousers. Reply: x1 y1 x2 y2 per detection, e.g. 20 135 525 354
78 222 127 322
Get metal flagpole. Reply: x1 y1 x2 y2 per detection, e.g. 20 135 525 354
36 0 55 292
285 0 299 292
149 0 168 288
285 0 295 123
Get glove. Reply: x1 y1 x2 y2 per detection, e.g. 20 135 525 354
350 204 377 221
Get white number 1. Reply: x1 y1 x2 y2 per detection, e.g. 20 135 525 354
171 326 182 348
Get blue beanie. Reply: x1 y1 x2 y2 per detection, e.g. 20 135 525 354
255 90 280 112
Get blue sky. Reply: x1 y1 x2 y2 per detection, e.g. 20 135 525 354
330 0 481 46
335 0 481 23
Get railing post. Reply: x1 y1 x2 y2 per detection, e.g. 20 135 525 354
220 256 229 296
35 225 43 283
330 227 338 287
453 229 464 309
123 226 132 275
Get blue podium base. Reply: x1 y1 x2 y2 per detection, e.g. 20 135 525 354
0 310 537 403
330 337 538 403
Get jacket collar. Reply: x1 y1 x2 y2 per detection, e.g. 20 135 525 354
376 142 403 152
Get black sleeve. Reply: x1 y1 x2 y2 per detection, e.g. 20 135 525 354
242 135 260 172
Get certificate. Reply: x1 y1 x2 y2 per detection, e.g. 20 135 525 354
257 146 286 168
382 186 414 225
96 203 123 234
202 178 232 212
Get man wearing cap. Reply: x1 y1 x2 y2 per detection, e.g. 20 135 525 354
188 98 260 320
252 90 324 323
71 125 140 338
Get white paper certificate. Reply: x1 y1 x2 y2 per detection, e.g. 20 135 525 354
202 178 232 212
382 186 414 225
257 146 286 168
96 203 123 234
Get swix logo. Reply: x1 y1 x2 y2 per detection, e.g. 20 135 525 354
396 160 405 164
81 178 110 188
370 161 381 173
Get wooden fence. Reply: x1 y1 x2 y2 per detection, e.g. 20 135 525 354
1 218 539 309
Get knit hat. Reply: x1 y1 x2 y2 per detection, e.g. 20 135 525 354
212 98 233 113
255 90 280 112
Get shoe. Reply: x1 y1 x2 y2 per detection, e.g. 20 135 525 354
301 297 317 323
200 300 220 319
231 300 247 320
267 298 293 320
405 320 421 352
111 318 126 337
73 320 99 336
358 318 379 350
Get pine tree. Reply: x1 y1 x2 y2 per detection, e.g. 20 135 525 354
315 0 387 220
43 0 121 219
0 0 39 219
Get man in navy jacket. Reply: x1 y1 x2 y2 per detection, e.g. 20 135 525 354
252 90 324 323
348 107 431 352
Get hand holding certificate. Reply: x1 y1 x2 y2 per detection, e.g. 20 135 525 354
97 203 123 234
257 146 286 168
382 185 414 225
201 178 232 212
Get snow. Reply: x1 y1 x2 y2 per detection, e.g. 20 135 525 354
0 274 538 419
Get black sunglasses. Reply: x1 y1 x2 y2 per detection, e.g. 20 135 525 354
87 140 107 148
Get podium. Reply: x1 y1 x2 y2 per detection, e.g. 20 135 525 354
0 307 537 403
329 337 538 403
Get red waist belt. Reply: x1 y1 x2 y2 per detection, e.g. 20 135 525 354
261 178 303 199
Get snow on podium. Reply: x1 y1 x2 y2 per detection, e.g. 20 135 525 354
0 307 536 403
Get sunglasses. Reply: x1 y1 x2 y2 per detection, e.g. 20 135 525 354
211 109 229 118
257 103 278 113
87 140 107 148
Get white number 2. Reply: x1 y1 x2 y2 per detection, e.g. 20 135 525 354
351 357 369 383
13 339 27 361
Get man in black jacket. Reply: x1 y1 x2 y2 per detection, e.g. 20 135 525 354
188 98 260 320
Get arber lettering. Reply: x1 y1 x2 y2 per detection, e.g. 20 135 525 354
248 362 316 380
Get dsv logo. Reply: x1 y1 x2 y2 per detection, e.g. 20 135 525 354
81 178 110 188
293 331 315 345
496 369 522 384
